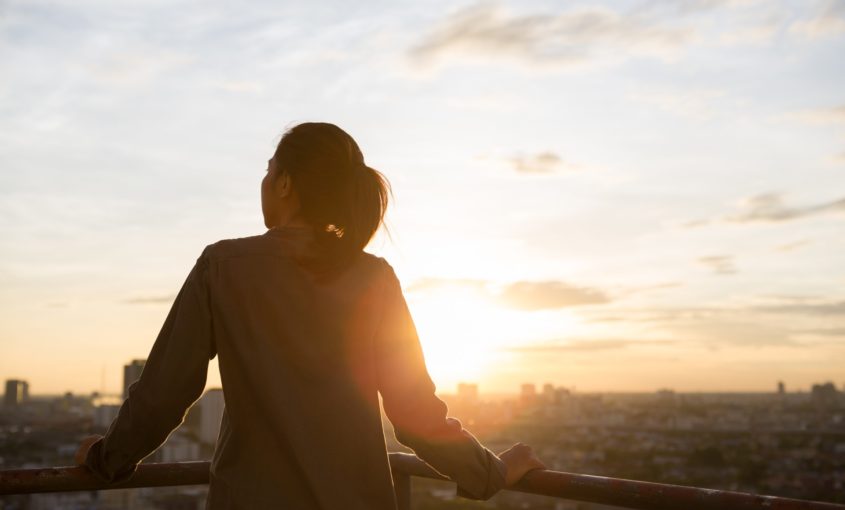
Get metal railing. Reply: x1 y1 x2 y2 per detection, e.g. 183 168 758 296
1 453 843 510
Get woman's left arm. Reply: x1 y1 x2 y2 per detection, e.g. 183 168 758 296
77 245 217 483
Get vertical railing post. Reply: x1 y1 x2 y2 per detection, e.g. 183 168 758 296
393 472 411 510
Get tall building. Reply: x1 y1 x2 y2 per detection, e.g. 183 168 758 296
198 388 225 445
520 383 537 406
4 379 29 407
123 359 146 399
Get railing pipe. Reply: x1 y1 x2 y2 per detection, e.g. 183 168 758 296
0 453 842 510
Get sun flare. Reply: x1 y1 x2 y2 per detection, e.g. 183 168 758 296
405 283 581 392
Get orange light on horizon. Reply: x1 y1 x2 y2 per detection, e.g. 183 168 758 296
408 284 584 391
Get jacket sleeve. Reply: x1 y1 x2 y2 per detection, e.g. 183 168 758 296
373 260 507 500
84 245 217 484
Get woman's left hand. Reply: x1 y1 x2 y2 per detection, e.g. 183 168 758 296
75 434 104 466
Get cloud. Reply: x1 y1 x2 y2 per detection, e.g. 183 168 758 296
122 294 176 305
507 151 579 173
683 319 800 347
718 20 781 45
499 281 610 310
775 239 811 252
408 277 611 310
506 338 674 353
753 300 845 316
795 327 845 337
585 309 801 348
789 104 845 125
637 0 764 16
407 2 692 72
586 295 845 323
567 282 845 352
685 192 845 227
697 255 737 275
789 0 845 39
629 0 784 47
727 193 845 223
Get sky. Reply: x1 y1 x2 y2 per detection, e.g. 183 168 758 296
1 0 843 396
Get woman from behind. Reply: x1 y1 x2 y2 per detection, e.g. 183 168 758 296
76 121 545 509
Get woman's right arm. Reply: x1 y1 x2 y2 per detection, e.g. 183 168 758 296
372 260 544 499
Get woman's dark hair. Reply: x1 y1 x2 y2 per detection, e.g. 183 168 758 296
273 122 391 264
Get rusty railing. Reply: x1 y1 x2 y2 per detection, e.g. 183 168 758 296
1 453 843 510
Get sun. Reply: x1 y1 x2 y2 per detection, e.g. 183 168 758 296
402 287 514 391
405 283 579 392
410 291 502 388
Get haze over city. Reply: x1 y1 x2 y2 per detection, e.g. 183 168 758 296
1 0 844 395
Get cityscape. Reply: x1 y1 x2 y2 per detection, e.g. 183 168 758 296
1 360 843 509
2 0 844 508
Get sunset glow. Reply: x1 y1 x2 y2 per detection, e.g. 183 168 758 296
1 0 844 396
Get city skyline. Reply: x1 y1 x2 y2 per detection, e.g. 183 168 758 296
4 370 843 506
4 372 844 399
1 0 844 395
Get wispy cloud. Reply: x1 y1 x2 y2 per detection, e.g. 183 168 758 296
500 281 610 310
506 338 674 353
789 0 845 39
685 192 845 227
578 295 845 348
122 294 176 305
581 310 800 348
789 104 845 125
795 327 845 337
408 277 611 310
508 152 579 174
697 255 737 275
775 239 811 252
726 193 845 223
636 0 766 17
753 299 845 316
407 2 692 72
718 19 782 45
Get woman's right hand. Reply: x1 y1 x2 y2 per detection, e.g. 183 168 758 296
497 443 547 487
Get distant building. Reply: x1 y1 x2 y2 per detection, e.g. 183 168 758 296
811 382 839 407
93 404 121 428
777 381 785 395
198 388 225 445
92 394 124 428
157 430 201 463
542 383 555 403
555 387 571 403
123 359 146 399
656 388 676 405
4 379 29 407
457 383 478 403
520 383 537 405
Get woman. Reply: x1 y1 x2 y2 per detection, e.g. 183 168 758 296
75 122 545 509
